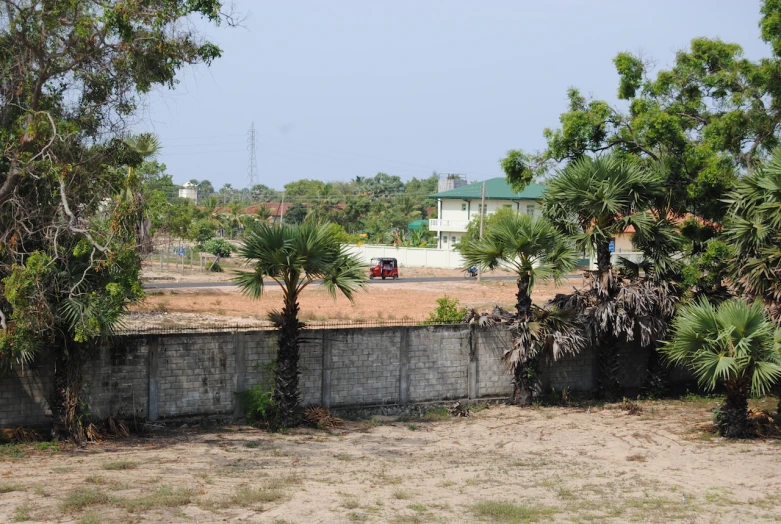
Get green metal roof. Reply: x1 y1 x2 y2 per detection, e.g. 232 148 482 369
407 219 428 230
430 178 546 200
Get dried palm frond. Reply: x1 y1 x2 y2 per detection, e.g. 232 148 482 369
448 402 470 417
11 427 41 443
106 417 130 438
616 398 643 415
304 406 343 429
85 423 104 443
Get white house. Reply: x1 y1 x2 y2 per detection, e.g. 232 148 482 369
178 181 198 202
429 178 545 250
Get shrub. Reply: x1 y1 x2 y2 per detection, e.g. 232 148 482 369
237 380 277 428
202 238 234 258
426 296 466 324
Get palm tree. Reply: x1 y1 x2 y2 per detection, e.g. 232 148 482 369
124 134 161 254
461 213 582 404
723 147 781 321
542 155 676 396
661 299 781 437
234 222 367 427
544 155 663 273
461 213 576 318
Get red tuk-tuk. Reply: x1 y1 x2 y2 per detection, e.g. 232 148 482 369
369 257 399 280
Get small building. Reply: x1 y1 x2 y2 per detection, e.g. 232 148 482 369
429 178 545 250
178 181 198 201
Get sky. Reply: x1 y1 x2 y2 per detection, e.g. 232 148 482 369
139 0 770 190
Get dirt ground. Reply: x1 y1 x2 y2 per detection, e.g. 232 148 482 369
2 398 780 523
130 274 584 329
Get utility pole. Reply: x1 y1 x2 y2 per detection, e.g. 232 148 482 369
477 180 486 283
279 191 285 225
247 122 258 190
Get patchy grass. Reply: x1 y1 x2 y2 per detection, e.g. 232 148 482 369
60 487 111 511
407 503 428 512
0 482 22 493
12 504 32 522
392 489 412 500
472 500 556 522
77 514 102 524
421 407 450 422
102 460 138 471
626 453 647 462
201 485 285 510
0 444 25 459
406 424 419 431
123 487 196 512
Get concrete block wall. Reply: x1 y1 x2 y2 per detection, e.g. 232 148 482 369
408 326 471 401
83 336 150 419
0 357 53 428
2 324 678 429
474 329 514 397
538 347 597 391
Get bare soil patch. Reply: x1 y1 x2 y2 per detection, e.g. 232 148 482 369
2 399 780 523
129 277 583 329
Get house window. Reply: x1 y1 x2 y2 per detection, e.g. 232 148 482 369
461 203 467 211
504 204 512 209
451 236 456 244
442 236 448 244
526 204 535 217
478 204 487 215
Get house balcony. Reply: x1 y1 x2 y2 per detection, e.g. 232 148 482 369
428 219 470 233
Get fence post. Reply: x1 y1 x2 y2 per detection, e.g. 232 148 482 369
234 330 246 417
399 328 410 404
148 336 160 421
468 326 478 399
321 331 332 408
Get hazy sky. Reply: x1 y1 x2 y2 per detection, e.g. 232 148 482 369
140 1 769 189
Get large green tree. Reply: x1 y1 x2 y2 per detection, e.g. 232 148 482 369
503 0 781 222
0 0 232 440
235 223 367 428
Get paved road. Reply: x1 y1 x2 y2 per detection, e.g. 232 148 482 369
142 274 583 290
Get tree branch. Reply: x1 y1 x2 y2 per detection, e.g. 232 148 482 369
58 175 108 253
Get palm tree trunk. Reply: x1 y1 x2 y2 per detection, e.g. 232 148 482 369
596 240 612 273
50 346 87 443
717 377 751 438
274 298 303 428
516 275 532 320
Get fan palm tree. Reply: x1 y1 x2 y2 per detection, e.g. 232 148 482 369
461 213 582 404
723 147 781 321
661 299 781 437
461 213 577 318
123 134 161 254
234 222 367 428
542 155 676 396
543 154 662 273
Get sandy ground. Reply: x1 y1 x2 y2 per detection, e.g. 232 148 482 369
2 399 780 523
129 277 584 329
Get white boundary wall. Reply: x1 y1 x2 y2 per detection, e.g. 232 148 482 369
345 244 465 269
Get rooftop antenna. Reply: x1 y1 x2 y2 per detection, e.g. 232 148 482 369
247 122 258 189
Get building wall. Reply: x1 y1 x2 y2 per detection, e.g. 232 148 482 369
345 244 465 269
0 325 683 429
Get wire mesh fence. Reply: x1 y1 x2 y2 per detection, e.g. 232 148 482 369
115 318 465 335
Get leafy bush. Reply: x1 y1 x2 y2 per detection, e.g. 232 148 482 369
202 238 234 258
237 379 277 427
189 219 217 244
207 260 223 272
426 296 466 324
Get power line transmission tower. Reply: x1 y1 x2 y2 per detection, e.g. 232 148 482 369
247 122 258 191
